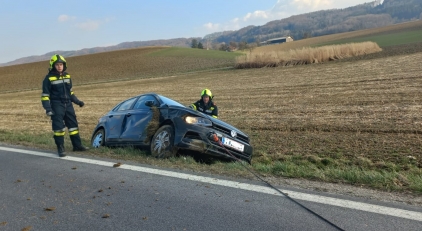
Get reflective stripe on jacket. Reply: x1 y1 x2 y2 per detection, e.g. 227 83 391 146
41 71 80 112
191 99 218 118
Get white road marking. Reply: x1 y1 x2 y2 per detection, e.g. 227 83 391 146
1 146 421 222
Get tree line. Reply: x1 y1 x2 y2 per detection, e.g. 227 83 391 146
191 39 254 51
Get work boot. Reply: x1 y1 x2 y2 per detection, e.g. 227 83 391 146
57 144 66 157
73 146 89 152
70 133 89 152
54 135 66 157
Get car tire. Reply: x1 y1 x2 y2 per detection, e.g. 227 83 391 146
91 129 105 148
150 125 177 158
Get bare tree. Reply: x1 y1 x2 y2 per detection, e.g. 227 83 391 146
238 41 248 50
229 41 237 50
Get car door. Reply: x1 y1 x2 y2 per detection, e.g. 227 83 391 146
119 95 159 144
105 97 138 142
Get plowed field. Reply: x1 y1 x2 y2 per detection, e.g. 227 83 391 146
1 50 421 171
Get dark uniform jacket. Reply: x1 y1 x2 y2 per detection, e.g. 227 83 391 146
191 99 218 118
41 70 81 112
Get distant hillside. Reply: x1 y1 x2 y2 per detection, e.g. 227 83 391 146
0 47 240 93
0 37 200 67
2 0 421 67
207 0 422 44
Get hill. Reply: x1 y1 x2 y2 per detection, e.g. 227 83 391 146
2 19 422 93
209 0 422 44
0 37 200 67
0 47 240 93
254 20 422 52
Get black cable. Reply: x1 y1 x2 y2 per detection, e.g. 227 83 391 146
216 139 345 231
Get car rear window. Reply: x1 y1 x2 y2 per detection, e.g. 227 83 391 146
114 97 137 111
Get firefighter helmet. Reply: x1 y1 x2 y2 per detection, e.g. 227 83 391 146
49 54 67 71
201 89 213 99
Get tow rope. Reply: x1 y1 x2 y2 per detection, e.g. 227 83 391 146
211 133 345 231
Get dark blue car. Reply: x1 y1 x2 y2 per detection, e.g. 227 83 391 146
91 93 253 162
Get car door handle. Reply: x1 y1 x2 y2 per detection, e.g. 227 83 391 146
126 113 132 117
108 115 113 118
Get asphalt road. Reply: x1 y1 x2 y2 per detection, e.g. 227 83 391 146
0 146 421 231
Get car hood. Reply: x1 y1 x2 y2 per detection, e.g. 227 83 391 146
207 115 248 137
168 105 248 138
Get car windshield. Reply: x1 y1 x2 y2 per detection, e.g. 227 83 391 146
159 95 186 107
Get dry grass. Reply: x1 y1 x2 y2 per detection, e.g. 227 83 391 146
235 42 382 68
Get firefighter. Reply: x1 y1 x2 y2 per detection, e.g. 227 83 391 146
41 54 88 157
190 89 218 118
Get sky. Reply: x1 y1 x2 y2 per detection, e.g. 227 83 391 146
0 0 374 63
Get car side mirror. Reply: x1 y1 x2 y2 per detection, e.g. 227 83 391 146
145 100 155 107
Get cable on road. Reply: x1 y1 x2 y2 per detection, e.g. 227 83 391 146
212 135 345 231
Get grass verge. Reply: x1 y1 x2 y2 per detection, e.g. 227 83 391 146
1 130 420 194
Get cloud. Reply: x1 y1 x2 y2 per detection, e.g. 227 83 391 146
73 17 114 31
57 14 114 31
202 0 369 33
203 22 220 31
291 0 332 10
202 1 289 33
243 10 269 21
58 14 75 22
75 20 101 31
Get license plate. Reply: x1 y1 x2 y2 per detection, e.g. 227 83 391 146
221 137 244 152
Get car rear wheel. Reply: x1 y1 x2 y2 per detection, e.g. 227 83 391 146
150 125 177 158
91 129 105 148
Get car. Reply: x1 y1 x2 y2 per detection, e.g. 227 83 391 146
90 93 253 163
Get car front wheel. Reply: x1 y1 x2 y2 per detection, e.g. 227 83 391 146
91 129 105 148
150 125 177 158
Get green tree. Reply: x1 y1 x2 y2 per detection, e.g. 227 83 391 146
198 42 204 49
191 39 198 48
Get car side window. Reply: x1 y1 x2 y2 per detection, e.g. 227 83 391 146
115 97 137 111
133 95 158 109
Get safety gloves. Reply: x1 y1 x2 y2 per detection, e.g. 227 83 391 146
77 101 85 107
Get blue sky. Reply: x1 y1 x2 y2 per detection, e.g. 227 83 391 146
0 0 374 63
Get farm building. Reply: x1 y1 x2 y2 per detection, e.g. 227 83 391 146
260 36 294 45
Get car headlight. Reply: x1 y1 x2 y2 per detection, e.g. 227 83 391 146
185 116 212 126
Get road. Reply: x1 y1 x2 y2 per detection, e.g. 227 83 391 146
0 145 421 231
